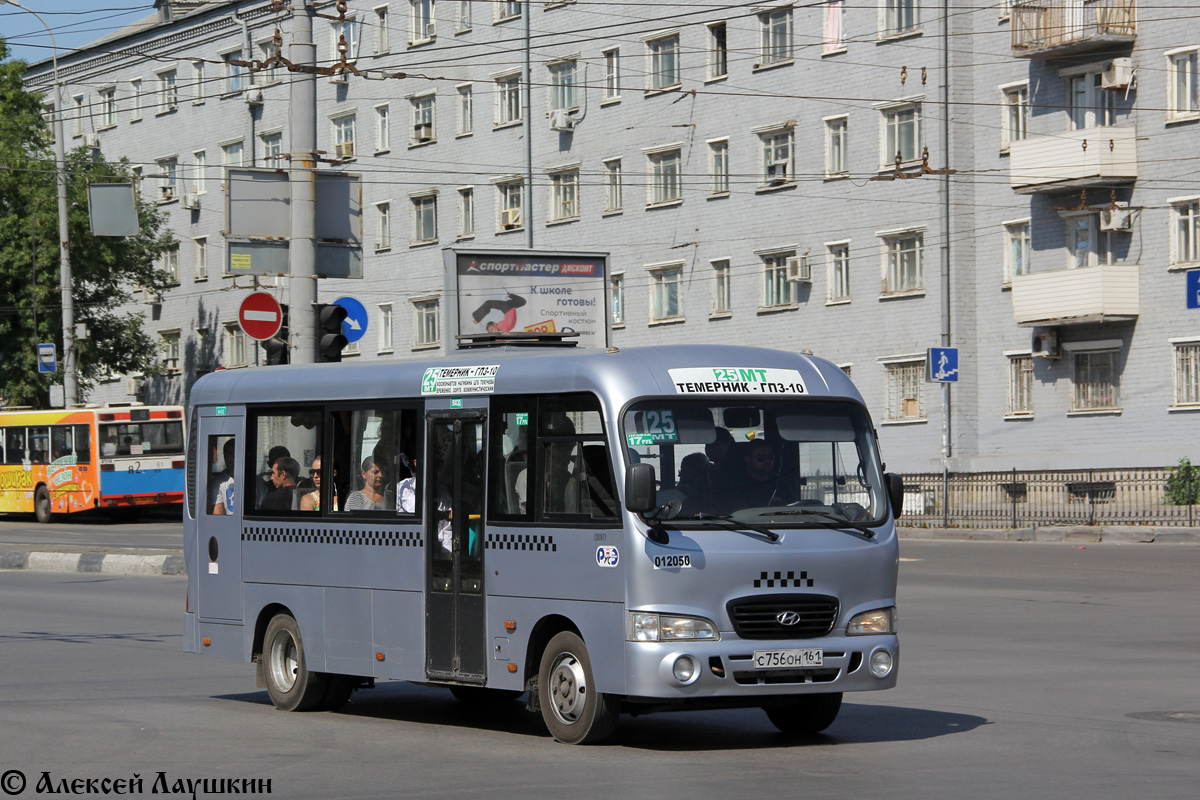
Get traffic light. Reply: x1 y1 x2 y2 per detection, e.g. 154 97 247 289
261 304 289 365
317 303 348 362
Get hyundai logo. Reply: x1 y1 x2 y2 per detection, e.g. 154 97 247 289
776 610 802 626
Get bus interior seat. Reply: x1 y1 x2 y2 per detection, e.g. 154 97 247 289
580 445 616 518
504 450 527 513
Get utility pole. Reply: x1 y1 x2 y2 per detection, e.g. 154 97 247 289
288 0 317 364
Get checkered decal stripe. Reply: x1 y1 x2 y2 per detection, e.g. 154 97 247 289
753 570 813 588
242 527 422 547
486 533 557 552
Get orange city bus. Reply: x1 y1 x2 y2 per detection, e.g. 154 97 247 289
0 405 186 522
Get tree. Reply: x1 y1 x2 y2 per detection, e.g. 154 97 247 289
0 40 174 407
1164 457 1200 507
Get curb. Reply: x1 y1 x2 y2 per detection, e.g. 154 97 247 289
898 526 1200 544
1 550 186 576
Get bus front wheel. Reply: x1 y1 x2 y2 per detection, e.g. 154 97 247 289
763 692 843 735
536 631 619 744
263 613 327 712
34 486 52 524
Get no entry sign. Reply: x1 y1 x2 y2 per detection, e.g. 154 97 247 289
238 292 283 341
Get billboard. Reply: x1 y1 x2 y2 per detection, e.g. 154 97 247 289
447 249 608 349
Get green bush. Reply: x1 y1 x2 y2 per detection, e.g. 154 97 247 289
1165 458 1200 506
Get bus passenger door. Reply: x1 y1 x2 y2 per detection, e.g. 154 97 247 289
196 415 243 622
425 413 486 684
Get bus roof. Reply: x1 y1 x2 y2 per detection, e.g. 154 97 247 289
188 345 863 411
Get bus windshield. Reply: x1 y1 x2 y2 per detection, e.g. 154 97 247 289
623 399 887 528
100 421 185 458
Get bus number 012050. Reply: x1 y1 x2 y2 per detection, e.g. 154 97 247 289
652 554 691 569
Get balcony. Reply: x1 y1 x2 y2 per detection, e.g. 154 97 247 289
1009 126 1137 194
1011 264 1138 326
1012 0 1136 58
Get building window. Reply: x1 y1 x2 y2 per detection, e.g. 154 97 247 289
707 22 728 80
825 116 847 177
549 59 579 111
376 202 391 251
883 0 918 37
259 38 280 83
885 359 925 421
410 95 434 144
333 114 357 157
99 88 116 127
1066 213 1115 269
497 1 521 22
459 188 474 238
375 5 390 53
222 140 244 169
159 70 178 111
378 304 393 351
376 104 390 151
1167 48 1199 120
1171 198 1200 265
882 231 923 293
413 298 440 347
1002 83 1029 148
610 274 625 325
760 127 794 185
1008 355 1034 416
498 180 523 230
194 237 208 281
827 242 850 302
131 79 143 120
549 170 579 222
758 7 792 65
824 1 845 53
162 244 180 284
881 103 921 167
333 16 360 61
649 264 684 322
646 34 680 91
1174 341 1200 407
712 259 732 314
160 332 181 374
1068 72 1115 130
457 85 473 135
709 139 729 195
762 252 795 308
647 149 682 205
224 324 247 367
190 62 203 104
72 95 84 137
410 0 434 43
261 132 283 168
604 158 623 212
412 195 437 244
158 158 179 202
223 52 244 93
603 48 620 100
1072 349 1120 411
1003 220 1031 283
457 0 472 31
495 73 521 125
192 150 207 193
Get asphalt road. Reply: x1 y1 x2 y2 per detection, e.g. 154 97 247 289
0 515 182 554
1 541 1198 799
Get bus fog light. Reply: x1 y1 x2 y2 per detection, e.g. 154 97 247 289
672 655 698 685
870 649 894 678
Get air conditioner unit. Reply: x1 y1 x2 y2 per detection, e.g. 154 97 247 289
786 255 811 282
413 123 433 142
1100 203 1132 231
767 161 789 184
500 208 521 229
1101 57 1134 90
425 22 436 38
244 88 264 105
181 192 199 210
1031 329 1061 359
335 141 355 158
159 185 176 202
143 288 162 304
126 377 144 396
549 109 576 131
81 133 99 148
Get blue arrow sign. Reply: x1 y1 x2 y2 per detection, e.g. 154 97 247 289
927 347 959 383
333 296 368 344
1187 270 1200 310
37 343 57 373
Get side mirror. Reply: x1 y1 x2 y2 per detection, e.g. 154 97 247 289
885 472 904 518
625 463 657 513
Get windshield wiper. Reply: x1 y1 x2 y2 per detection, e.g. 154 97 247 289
759 508 875 537
682 512 780 542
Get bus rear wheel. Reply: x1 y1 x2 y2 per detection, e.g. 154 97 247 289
263 613 327 711
536 631 619 744
34 486 52 524
763 692 843 735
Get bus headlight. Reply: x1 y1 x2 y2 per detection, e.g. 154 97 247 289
847 607 895 635
627 612 720 642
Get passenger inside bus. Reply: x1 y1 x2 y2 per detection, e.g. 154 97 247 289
260 456 300 511
344 457 387 511
256 446 291 505
210 438 236 515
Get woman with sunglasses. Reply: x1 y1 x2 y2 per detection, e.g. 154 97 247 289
299 456 336 511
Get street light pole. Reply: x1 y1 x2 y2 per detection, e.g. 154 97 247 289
5 0 78 406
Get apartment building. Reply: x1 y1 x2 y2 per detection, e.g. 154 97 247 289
20 0 1200 474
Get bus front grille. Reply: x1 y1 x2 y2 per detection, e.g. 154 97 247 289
726 594 839 639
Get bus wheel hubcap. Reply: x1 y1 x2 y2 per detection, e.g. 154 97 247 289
549 653 587 724
269 631 299 693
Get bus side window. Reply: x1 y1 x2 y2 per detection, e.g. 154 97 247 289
487 401 534 521
5 428 23 464
28 426 49 465
74 425 90 463
208 436 236 516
